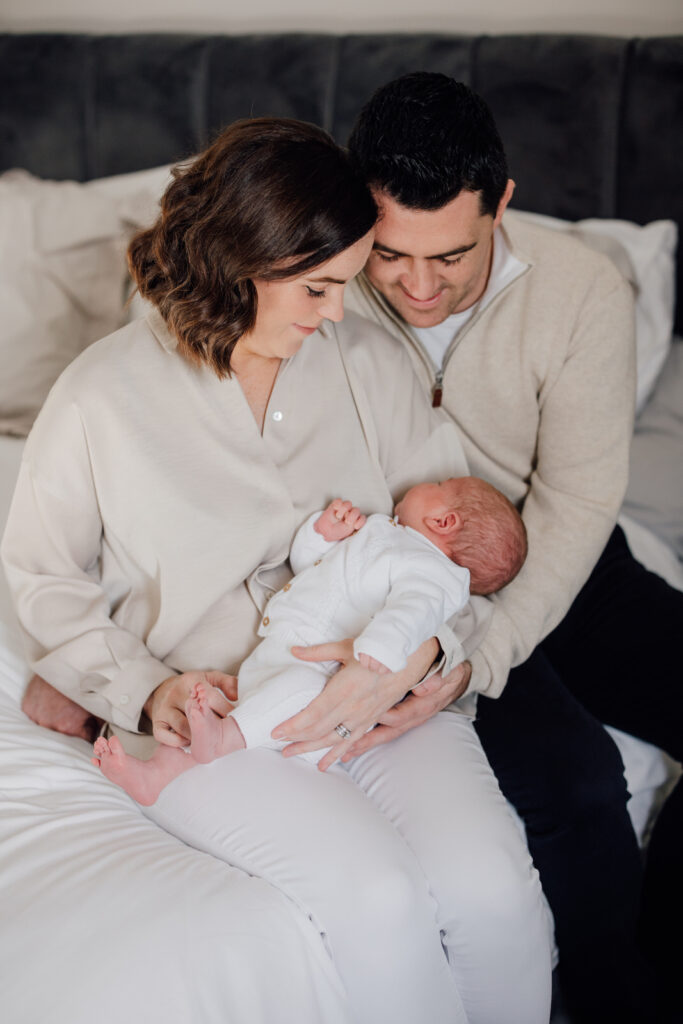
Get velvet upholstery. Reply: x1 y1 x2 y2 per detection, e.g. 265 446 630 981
89 35 211 177
331 34 473 143
473 35 628 220
206 35 337 144
619 38 683 329
0 31 681 330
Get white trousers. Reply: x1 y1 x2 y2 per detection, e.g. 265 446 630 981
146 712 553 1024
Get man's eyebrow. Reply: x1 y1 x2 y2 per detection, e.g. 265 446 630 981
372 242 477 260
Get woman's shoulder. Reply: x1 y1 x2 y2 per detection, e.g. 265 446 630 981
47 313 184 416
25 315 180 454
62 314 169 387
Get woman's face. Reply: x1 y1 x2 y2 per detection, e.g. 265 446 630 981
238 230 374 361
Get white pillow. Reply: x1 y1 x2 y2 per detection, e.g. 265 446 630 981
624 342 683 561
0 166 172 437
90 165 174 324
87 164 173 225
513 210 678 413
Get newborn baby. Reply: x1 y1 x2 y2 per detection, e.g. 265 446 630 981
94 476 526 803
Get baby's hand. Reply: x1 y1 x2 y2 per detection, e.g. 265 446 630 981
315 499 367 542
358 653 390 675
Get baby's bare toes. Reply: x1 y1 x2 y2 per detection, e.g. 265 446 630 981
107 735 125 758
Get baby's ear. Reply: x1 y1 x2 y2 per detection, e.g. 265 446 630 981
426 511 462 535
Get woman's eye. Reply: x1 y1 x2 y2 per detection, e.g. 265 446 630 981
306 286 326 298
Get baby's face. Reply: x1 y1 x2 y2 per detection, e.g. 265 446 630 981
394 480 460 534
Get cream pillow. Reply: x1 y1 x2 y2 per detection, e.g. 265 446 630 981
513 210 678 412
624 342 683 561
0 166 172 437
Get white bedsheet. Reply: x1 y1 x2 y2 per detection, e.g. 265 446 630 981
0 433 680 1022
0 683 351 1024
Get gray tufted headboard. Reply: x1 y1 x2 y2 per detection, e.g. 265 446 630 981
1 32 681 330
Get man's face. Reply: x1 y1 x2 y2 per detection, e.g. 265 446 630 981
364 183 512 328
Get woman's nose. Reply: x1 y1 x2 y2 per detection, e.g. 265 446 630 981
320 291 345 323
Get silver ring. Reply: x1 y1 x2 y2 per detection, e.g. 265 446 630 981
334 723 352 740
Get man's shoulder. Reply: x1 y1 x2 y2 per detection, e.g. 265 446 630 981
503 210 630 293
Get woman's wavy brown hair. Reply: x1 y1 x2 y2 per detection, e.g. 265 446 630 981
128 118 378 376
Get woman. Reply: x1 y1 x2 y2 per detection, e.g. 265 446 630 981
2 118 552 1023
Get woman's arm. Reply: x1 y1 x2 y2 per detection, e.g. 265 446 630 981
22 674 102 741
1 400 239 743
271 320 476 768
2 444 172 733
21 670 237 746
271 637 469 771
342 660 472 761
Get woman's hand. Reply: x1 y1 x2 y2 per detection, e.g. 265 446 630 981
271 637 440 771
358 653 390 674
341 660 472 762
22 674 102 742
144 670 238 747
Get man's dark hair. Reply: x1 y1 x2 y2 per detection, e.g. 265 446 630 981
348 72 508 217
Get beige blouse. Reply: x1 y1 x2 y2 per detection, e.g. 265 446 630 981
1 308 467 736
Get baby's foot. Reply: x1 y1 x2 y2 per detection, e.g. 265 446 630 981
186 683 225 764
92 735 165 806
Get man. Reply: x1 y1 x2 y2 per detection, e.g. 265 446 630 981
342 73 683 1023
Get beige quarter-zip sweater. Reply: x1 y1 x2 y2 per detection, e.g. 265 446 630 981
1 308 467 735
347 212 637 698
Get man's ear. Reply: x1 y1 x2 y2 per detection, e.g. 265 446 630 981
493 179 515 228
425 511 462 535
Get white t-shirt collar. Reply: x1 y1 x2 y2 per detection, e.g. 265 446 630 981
412 225 527 370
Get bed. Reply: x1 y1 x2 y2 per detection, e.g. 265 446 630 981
1 31 682 1023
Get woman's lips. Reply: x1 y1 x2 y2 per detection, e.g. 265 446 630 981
294 323 320 335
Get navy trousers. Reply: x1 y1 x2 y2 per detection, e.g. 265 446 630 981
475 526 683 1023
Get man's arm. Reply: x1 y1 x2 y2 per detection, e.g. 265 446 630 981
469 270 636 697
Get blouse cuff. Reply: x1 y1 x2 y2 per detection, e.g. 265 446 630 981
99 658 176 732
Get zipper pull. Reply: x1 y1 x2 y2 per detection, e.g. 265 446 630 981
432 371 443 408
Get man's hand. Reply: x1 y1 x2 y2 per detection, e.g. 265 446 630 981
22 674 102 742
341 660 472 761
315 499 366 543
144 670 238 747
272 637 439 771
